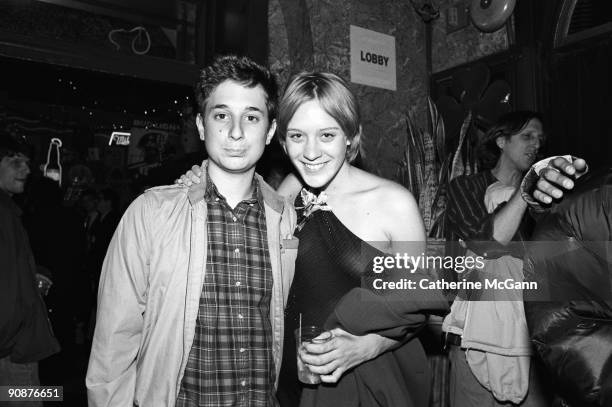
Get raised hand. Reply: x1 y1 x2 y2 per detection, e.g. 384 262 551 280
532 157 587 204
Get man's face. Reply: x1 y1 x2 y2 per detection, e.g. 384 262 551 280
0 153 31 196
498 118 545 172
196 80 276 176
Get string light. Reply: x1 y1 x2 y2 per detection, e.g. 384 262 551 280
47 74 191 131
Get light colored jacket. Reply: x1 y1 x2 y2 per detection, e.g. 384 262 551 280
442 183 532 403
86 166 298 407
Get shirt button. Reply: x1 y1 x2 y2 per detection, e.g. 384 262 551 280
235 281 241 287
232 216 237 222
239 347 246 353
234 248 240 254
215 197 219 202
238 313 244 319
241 380 246 387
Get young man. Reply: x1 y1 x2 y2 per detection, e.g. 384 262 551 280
443 111 549 407
0 135 59 397
86 55 298 407
446 111 545 258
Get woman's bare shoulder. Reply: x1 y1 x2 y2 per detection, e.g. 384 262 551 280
354 171 424 240
354 170 417 208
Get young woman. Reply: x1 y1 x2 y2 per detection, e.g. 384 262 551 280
180 72 447 407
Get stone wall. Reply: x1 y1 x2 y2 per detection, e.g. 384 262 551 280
268 0 428 179
268 0 511 179
431 0 510 73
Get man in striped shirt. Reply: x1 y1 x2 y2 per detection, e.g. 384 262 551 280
443 111 549 407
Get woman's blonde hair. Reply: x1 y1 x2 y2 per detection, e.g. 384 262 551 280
277 72 362 163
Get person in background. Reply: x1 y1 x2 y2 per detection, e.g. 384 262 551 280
87 187 121 342
514 154 606 407
523 165 612 407
89 188 120 290
442 111 550 407
23 176 86 385
0 134 60 403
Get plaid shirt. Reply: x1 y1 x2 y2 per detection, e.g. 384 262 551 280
176 175 276 407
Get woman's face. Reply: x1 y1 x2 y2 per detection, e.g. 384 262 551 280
283 100 350 189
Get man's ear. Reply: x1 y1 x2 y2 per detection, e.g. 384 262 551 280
496 136 505 150
265 119 277 145
196 114 205 141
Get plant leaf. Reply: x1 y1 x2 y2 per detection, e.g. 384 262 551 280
428 97 446 166
450 111 473 181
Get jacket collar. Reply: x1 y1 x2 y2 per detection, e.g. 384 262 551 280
187 160 285 213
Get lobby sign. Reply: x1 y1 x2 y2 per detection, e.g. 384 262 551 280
350 25 396 91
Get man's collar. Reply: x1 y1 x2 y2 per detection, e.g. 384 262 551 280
187 160 285 213
203 169 263 207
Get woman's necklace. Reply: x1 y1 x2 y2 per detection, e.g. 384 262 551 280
295 188 333 231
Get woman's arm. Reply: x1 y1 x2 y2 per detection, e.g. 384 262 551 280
300 182 433 383
300 328 400 383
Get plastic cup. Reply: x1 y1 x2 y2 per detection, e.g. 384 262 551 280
295 326 332 384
